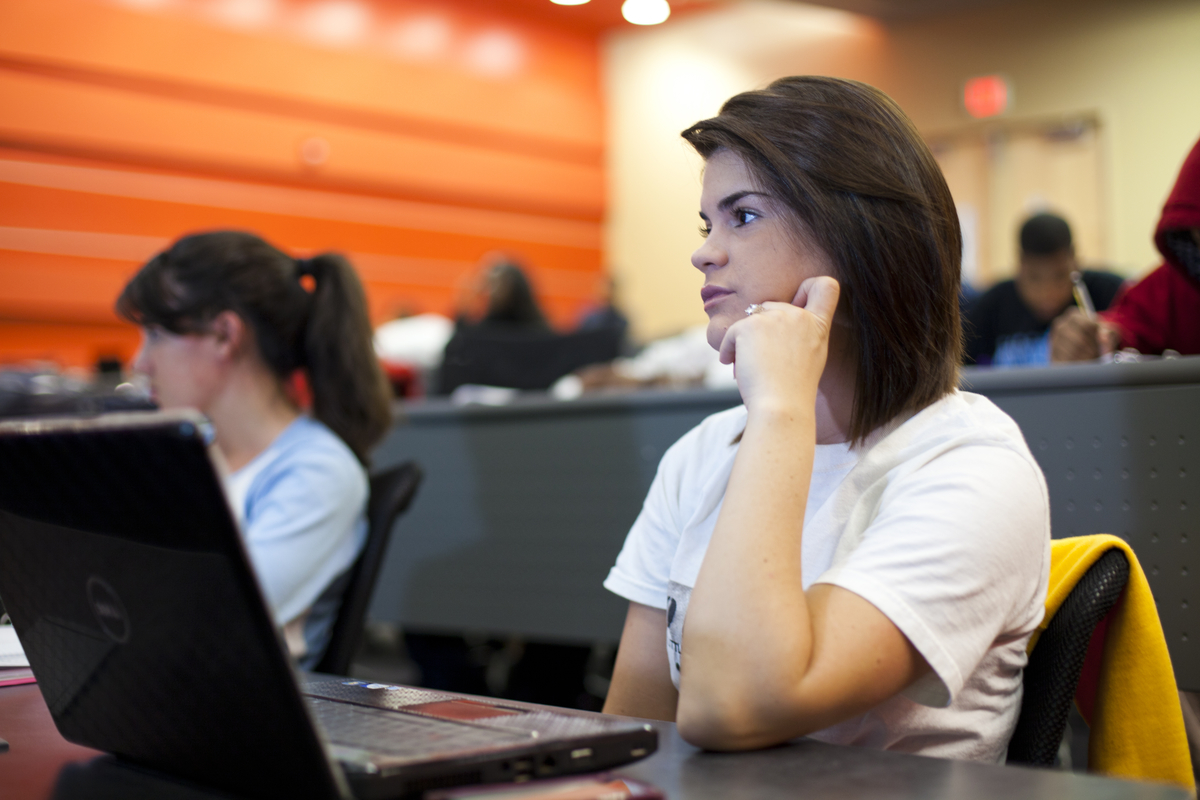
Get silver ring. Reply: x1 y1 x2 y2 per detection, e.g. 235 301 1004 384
745 303 767 316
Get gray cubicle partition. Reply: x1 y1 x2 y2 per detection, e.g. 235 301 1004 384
963 357 1200 691
369 357 1200 690
369 389 741 643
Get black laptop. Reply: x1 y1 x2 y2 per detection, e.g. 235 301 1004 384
0 411 655 799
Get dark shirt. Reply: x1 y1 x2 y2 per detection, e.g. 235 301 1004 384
964 270 1125 366
578 304 633 357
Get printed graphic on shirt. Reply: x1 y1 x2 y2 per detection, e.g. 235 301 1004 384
666 580 692 689
993 330 1051 367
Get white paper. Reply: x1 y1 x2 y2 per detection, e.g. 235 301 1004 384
0 624 29 668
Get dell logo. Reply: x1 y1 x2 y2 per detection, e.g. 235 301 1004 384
86 576 131 643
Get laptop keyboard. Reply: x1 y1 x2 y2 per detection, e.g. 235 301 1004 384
307 698 531 761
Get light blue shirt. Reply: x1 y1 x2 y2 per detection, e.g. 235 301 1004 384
225 416 367 668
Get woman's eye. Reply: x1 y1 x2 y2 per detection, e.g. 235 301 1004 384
733 208 759 226
698 224 711 238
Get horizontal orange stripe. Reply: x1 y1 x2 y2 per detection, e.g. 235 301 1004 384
0 157 602 249
0 228 597 297
0 171 604 288
0 257 135 324
0 0 603 154
0 229 597 333
0 54 601 168
0 226 167 262
0 69 604 218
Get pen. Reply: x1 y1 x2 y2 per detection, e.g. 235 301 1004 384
1071 271 1096 319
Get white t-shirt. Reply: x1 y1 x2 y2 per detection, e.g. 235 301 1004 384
604 391 1050 763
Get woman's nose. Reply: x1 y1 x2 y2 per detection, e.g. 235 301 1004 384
691 232 727 273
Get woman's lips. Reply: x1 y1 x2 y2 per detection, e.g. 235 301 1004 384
700 285 734 311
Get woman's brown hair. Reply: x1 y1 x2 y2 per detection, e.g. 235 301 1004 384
682 76 962 442
116 231 392 464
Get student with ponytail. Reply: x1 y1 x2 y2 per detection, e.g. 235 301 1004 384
117 231 392 668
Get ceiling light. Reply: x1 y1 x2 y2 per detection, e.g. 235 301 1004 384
388 14 452 61
550 0 591 5
113 0 173 9
297 0 371 48
210 0 278 30
463 30 525 78
621 0 670 25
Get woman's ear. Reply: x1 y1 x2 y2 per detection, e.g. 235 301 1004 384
208 310 248 361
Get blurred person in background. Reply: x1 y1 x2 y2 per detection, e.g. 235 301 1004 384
374 309 455 398
1051 136 1200 360
577 274 632 356
436 259 555 395
472 260 551 332
447 257 550 333
117 231 392 668
964 212 1124 366
375 255 550 399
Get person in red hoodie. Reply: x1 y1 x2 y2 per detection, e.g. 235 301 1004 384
1051 136 1200 360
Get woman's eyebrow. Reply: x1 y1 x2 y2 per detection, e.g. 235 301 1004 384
718 190 765 212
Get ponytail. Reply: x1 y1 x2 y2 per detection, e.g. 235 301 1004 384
300 253 392 464
117 231 392 465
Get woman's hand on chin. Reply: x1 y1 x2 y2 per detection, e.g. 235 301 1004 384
718 276 840 414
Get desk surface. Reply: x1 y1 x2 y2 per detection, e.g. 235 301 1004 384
0 684 1188 800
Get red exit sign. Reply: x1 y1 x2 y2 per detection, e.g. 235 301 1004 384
963 74 1010 118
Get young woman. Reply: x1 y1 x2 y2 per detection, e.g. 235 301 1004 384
602 77 1051 762
117 231 392 668
437 260 554 394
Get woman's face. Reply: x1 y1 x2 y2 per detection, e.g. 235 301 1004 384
692 149 835 351
131 325 227 413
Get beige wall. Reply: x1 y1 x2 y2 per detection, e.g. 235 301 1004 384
604 0 1200 341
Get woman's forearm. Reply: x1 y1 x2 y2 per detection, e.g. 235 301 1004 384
677 402 818 748
604 602 679 722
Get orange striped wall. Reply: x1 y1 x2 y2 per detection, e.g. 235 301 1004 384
0 0 605 369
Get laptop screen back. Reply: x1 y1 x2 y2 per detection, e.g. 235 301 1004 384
0 412 347 800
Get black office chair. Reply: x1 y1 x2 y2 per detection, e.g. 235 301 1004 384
1006 547 1130 766
313 461 423 676
437 326 623 395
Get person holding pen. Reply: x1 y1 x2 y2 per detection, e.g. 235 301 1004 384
1051 136 1200 360
601 77 1051 761
963 212 1124 366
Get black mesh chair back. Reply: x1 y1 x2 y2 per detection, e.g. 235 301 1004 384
437 326 623 395
313 461 423 676
1007 547 1130 766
